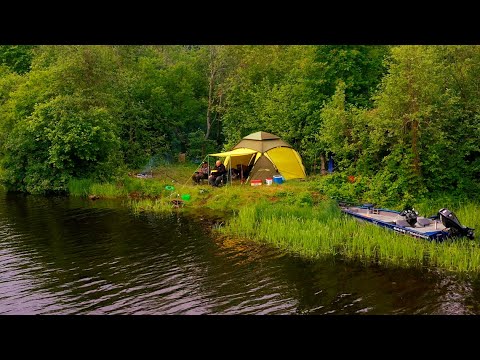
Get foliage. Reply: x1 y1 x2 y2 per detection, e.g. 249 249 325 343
311 45 390 108
2 95 120 193
1 45 480 201
0 45 35 74
315 46 480 202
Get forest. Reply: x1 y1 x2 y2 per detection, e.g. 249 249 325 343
0 45 479 204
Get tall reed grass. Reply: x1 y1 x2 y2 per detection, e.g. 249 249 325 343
68 178 94 197
68 178 125 198
221 200 480 273
130 198 175 214
66 166 480 273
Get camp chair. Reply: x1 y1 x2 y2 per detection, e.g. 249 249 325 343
217 173 229 187
198 173 209 184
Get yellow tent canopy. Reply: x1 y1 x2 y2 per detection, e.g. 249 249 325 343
264 147 305 180
208 148 257 157
208 132 306 184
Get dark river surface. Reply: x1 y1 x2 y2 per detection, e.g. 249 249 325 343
2 190 480 315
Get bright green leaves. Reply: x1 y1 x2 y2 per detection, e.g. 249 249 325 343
1 45 479 201
0 46 35 74
315 45 480 203
2 95 119 193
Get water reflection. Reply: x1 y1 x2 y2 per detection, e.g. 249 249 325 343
0 191 479 314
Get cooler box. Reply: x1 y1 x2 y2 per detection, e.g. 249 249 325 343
265 178 273 185
251 179 262 186
273 175 284 184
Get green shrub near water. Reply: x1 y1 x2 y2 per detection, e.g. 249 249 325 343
90 183 125 198
311 173 480 210
122 176 168 196
68 178 125 198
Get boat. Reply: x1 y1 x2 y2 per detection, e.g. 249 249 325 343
339 203 475 241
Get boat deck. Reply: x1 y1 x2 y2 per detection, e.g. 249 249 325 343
343 206 446 234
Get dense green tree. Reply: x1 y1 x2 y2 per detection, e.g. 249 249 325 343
115 45 209 167
1 44 479 202
311 45 390 108
2 95 119 193
220 45 390 171
316 45 480 203
0 46 35 74
0 46 122 193
221 46 318 149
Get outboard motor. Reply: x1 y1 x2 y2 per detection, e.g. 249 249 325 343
438 208 475 239
400 208 418 227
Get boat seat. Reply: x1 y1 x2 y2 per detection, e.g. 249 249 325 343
395 219 411 227
416 217 432 227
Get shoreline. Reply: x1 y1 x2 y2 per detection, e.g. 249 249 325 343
4 166 480 274
65 171 480 274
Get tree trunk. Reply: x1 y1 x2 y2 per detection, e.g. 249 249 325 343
129 125 134 144
216 91 223 144
320 153 327 175
205 71 214 140
205 47 219 141
406 57 421 177
412 117 420 175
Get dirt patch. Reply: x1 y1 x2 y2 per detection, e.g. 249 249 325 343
128 191 141 199
198 192 214 206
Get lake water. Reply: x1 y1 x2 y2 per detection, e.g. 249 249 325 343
1 190 479 314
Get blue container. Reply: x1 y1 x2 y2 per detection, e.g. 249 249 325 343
273 175 284 184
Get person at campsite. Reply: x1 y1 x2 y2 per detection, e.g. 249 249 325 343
231 167 240 180
232 164 249 181
209 160 227 187
192 161 209 184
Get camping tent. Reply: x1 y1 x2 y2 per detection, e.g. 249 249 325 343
209 131 306 184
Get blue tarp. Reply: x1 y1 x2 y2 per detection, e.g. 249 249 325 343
328 155 334 173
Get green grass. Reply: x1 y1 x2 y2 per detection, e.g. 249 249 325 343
66 164 480 273
0 167 5 190
68 178 125 198
68 178 95 197
130 198 176 214
90 183 126 198
220 200 480 273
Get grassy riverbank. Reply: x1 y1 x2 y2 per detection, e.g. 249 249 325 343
221 200 480 272
67 164 326 216
67 164 480 273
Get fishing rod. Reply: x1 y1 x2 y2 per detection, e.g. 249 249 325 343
183 154 210 187
154 167 180 183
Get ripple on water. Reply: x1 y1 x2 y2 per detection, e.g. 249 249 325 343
2 192 480 314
